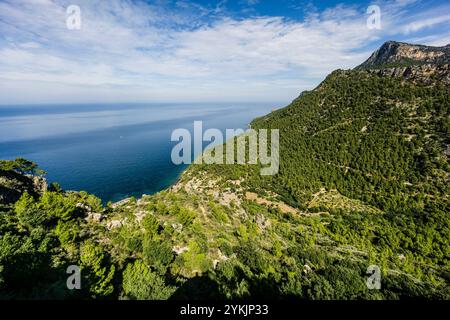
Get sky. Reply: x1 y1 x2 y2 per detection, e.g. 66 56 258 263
0 0 449 105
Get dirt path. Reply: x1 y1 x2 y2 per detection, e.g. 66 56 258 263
245 192 298 214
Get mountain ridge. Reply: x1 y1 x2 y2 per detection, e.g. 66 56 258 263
357 40 450 69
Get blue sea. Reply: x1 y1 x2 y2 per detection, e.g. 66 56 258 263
0 103 277 202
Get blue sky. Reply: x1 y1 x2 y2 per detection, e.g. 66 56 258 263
0 0 449 104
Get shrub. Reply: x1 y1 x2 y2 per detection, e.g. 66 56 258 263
80 242 115 298
142 239 174 274
121 260 175 300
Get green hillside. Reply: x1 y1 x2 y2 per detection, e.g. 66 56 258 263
1 41 449 300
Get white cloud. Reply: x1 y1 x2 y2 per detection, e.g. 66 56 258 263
402 14 450 34
0 0 449 104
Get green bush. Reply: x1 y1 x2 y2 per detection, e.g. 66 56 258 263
121 260 175 300
142 239 174 274
80 242 115 298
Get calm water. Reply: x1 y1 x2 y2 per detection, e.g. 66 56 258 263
0 103 276 202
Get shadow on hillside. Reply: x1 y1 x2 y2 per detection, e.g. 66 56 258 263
168 274 302 300
169 276 225 300
0 169 40 205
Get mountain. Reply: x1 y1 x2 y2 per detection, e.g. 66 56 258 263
357 41 450 85
0 41 449 300
357 41 450 69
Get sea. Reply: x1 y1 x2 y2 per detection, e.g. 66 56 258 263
0 103 277 202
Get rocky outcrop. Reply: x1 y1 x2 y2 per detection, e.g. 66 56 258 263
0 170 48 205
31 175 48 195
357 41 450 69
355 41 450 85
366 63 450 86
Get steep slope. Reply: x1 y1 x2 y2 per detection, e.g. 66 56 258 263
98 41 450 299
162 40 450 297
1 41 449 300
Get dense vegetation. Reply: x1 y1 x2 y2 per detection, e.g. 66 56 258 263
0 43 449 300
186 68 450 298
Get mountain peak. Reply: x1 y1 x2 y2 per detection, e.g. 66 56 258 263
357 41 450 69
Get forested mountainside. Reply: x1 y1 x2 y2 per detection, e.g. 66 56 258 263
0 41 449 300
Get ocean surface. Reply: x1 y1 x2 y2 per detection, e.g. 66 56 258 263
0 103 277 202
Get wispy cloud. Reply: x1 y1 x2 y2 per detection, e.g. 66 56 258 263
402 13 450 34
0 0 449 104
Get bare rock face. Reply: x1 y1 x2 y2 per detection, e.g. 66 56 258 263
367 63 450 86
358 41 450 69
31 175 48 195
355 41 450 86
254 213 271 230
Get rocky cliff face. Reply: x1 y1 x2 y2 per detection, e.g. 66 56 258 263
358 41 450 68
356 41 450 85
365 62 450 85
0 170 48 205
